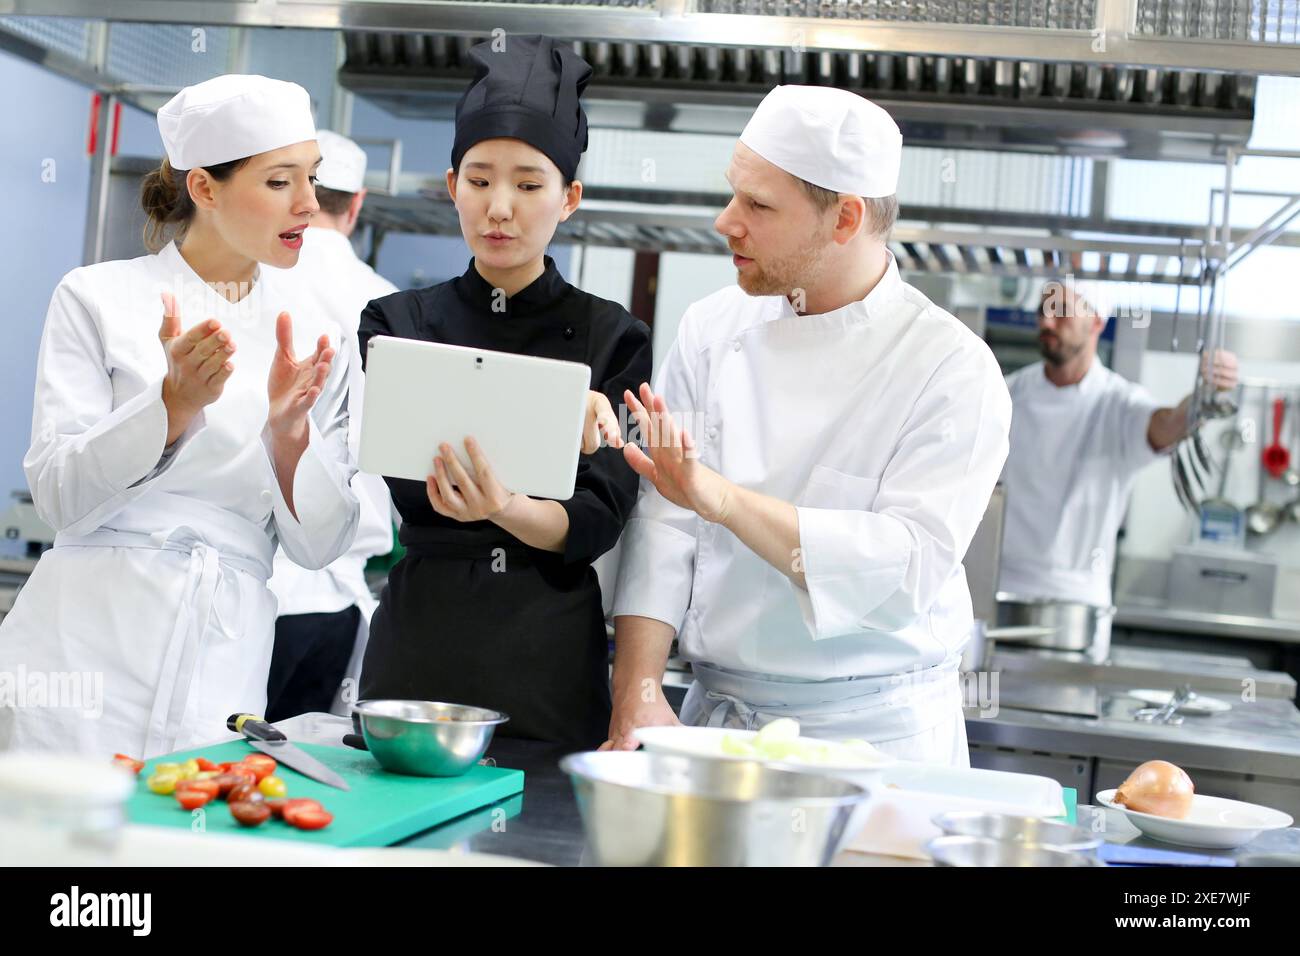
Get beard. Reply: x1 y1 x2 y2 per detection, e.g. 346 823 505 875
1039 335 1085 366
733 221 833 307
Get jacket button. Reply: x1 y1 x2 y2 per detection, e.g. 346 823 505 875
563 326 575 340
732 339 742 352
261 490 274 504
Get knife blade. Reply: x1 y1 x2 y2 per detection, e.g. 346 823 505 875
227 713 351 791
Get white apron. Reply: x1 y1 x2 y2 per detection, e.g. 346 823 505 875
679 657 970 767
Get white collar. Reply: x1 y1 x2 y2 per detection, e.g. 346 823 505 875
773 250 904 323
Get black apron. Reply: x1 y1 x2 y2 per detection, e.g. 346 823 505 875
360 526 610 748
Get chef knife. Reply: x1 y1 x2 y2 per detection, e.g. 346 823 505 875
227 713 351 791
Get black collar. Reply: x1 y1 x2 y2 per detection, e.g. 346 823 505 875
452 255 570 316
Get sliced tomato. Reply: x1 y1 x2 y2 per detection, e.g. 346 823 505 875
176 790 212 810
174 778 220 800
284 806 333 830
111 754 145 775
282 798 323 814
241 754 277 781
194 757 220 773
263 798 288 819
229 800 271 827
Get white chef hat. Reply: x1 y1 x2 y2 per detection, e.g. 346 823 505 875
739 86 902 198
1036 277 1115 322
314 129 368 193
158 74 316 170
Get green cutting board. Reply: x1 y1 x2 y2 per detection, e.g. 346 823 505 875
127 740 524 848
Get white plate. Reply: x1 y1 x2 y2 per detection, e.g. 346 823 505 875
1096 789 1293 849
1126 689 1232 715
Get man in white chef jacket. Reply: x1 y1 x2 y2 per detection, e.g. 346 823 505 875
266 130 396 720
604 87 1012 766
998 280 1238 614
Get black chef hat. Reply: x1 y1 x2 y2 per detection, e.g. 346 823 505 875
451 35 592 183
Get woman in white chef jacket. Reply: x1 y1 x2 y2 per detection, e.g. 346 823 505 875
0 75 359 759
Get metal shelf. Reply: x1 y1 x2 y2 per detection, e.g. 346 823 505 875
5 0 1300 74
359 185 1217 284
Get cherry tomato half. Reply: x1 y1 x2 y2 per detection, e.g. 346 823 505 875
284 806 333 830
240 755 277 782
229 801 271 827
176 790 212 810
175 778 220 800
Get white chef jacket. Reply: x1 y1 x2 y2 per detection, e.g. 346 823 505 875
268 228 396 620
0 241 359 759
999 359 1165 607
613 254 1012 687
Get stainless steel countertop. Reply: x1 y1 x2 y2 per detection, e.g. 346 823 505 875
1115 598 1300 644
276 713 1299 867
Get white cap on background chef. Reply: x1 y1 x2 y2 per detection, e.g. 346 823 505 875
604 86 1011 766
998 278 1239 613
266 129 397 721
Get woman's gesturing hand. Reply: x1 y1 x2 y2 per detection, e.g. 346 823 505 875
267 311 333 444
158 291 235 445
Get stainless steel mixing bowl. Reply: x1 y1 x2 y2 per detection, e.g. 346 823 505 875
560 750 870 867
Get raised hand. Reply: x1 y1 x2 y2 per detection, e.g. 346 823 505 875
267 311 333 443
158 291 235 444
622 382 731 524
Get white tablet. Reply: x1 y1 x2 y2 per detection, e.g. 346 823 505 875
359 336 591 500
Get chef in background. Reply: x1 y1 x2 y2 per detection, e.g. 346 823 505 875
266 130 396 721
604 87 1012 765
998 280 1238 610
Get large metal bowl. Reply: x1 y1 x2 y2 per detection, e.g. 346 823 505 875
926 835 1106 867
560 751 870 867
353 700 508 777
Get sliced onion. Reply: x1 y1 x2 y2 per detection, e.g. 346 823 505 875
1114 760 1195 819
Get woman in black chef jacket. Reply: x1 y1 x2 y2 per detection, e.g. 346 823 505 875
356 35 652 748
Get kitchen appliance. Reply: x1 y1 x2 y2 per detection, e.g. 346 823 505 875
1166 544 1278 617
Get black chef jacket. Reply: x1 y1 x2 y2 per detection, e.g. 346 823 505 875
356 256 653 748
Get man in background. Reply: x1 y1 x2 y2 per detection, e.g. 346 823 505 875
267 130 397 720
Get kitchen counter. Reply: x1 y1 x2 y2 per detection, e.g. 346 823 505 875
276 714 1300 866
1115 599 1300 645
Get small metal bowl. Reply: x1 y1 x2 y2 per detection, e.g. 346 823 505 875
925 835 1106 867
932 811 1103 852
353 699 508 777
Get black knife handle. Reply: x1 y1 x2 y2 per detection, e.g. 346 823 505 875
342 733 369 751
227 713 287 742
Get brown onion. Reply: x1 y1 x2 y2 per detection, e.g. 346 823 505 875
1114 760 1195 819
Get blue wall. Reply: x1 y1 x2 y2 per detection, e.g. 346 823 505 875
0 50 94 554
